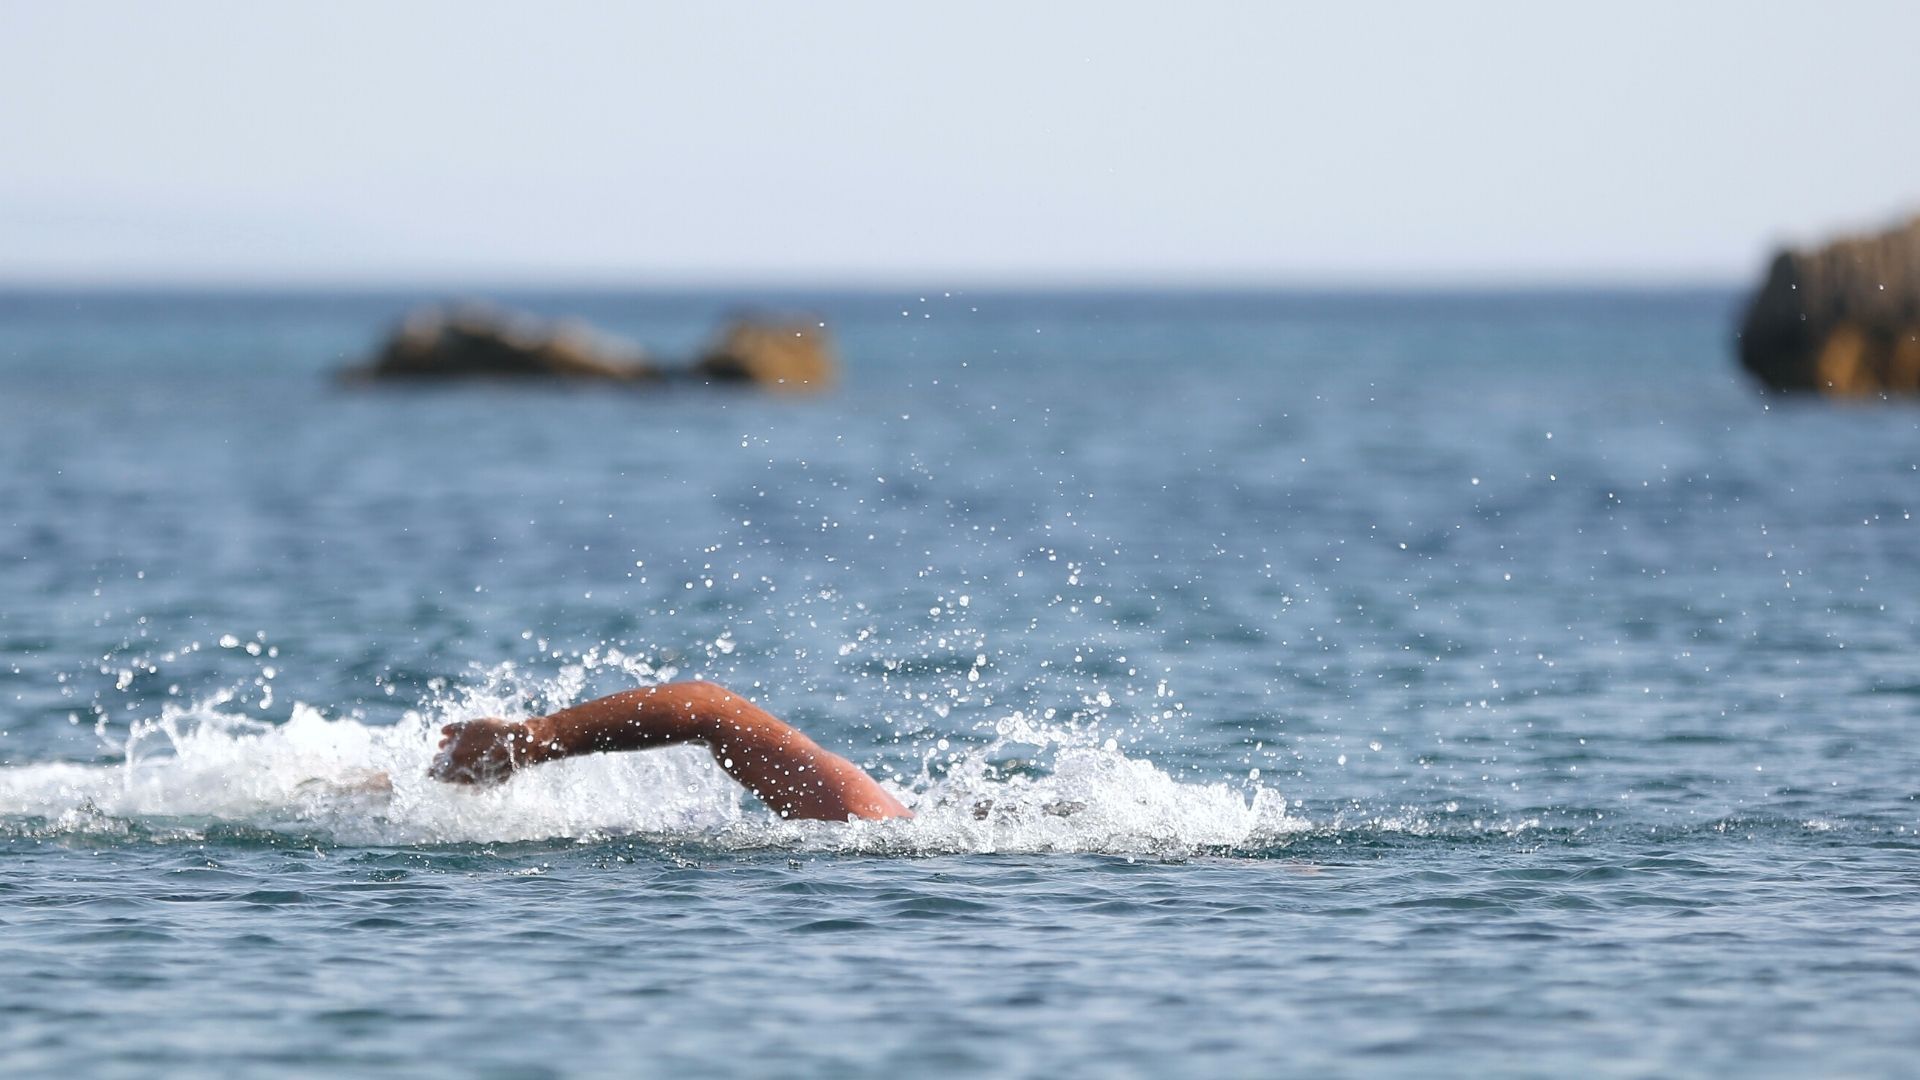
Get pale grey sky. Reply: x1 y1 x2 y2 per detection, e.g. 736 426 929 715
1 1 1915 285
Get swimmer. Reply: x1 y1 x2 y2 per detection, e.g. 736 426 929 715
429 680 912 822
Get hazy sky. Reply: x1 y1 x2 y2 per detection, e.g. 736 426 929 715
2 1 1916 285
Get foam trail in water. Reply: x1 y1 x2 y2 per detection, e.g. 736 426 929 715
0 689 1305 855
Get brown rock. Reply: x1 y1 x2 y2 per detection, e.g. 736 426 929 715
1738 216 1920 395
692 318 838 392
346 306 663 383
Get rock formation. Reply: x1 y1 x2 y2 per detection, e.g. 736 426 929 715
692 318 837 391
1738 216 1920 395
344 307 838 392
345 307 661 383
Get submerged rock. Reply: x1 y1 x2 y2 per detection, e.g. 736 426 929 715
344 307 839 392
1738 216 1920 395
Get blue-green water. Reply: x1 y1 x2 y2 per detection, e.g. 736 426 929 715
2 289 1917 1077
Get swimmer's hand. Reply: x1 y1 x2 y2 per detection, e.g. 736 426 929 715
430 718 538 786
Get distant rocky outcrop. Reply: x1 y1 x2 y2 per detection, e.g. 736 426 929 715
345 307 662 382
343 306 838 392
1738 216 1920 395
692 319 837 391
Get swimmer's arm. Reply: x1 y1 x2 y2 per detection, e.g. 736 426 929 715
520 683 720 760
435 681 911 821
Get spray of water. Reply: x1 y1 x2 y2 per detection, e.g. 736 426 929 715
0 660 1304 856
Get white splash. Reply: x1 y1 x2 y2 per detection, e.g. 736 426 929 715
0 690 1303 856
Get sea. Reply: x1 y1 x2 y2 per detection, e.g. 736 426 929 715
1 288 1916 1077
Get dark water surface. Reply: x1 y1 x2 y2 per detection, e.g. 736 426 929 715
2 289 1917 1076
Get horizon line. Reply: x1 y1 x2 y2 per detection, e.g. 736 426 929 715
0 271 1749 295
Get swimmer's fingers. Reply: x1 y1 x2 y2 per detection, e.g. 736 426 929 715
429 718 519 785
435 718 495 750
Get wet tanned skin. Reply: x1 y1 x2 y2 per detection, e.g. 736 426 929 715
431 681 912 822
